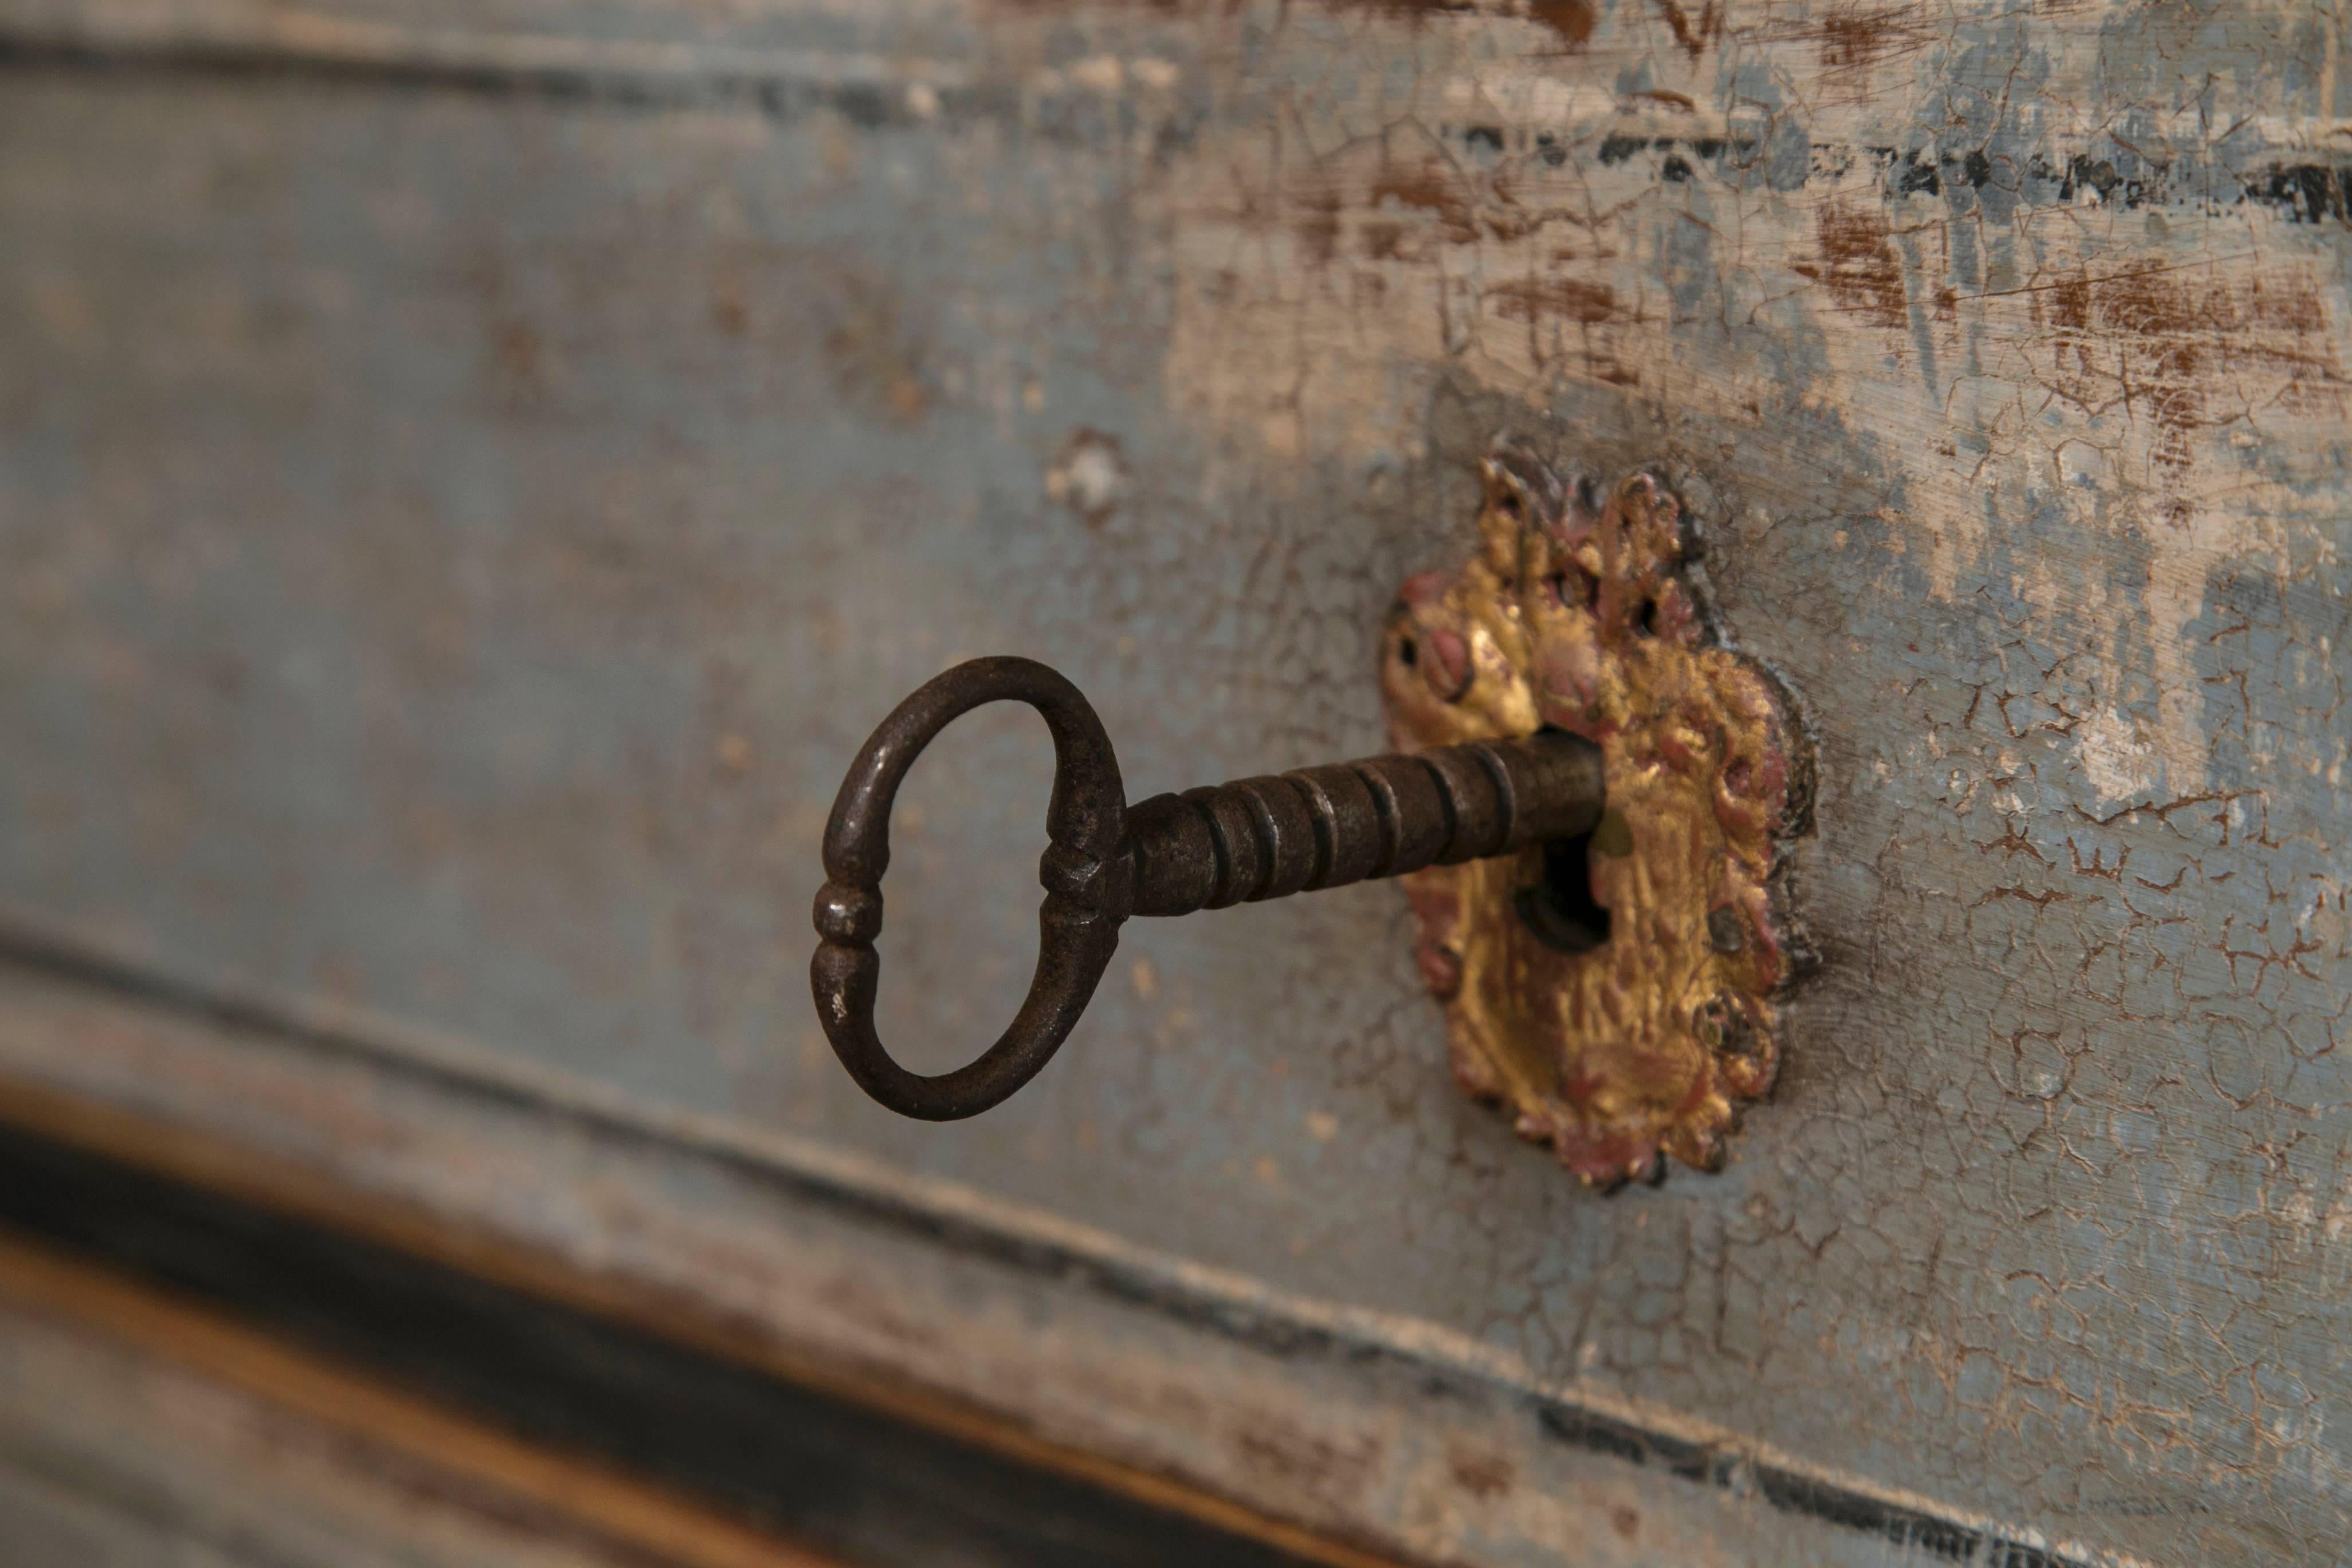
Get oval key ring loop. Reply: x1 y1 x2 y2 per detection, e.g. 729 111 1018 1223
810 656 1132 1120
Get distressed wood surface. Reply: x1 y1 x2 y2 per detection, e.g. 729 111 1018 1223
1 2 2347 1562
0 958 2072 1568
0 1230 847 1568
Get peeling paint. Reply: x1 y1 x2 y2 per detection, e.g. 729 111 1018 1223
0 1 2346 1562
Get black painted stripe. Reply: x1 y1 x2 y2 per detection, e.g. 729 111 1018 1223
0 1114 1331 1568
0 31 1005 130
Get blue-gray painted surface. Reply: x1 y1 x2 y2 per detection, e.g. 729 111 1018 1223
1 2 2346 1562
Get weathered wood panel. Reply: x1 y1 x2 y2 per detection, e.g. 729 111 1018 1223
0 957 2061 1567
0 1230 842 1568
1 2 2346 1562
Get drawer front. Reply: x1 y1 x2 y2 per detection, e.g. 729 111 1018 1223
1 4 2346 1563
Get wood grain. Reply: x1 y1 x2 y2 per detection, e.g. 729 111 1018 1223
0 1227 849 1568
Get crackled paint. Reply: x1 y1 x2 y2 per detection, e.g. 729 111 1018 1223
0 0 2347 1563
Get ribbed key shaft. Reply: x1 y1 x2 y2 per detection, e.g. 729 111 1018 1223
1124 731 1605 918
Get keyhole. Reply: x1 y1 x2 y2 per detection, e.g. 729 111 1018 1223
1514 730 1612 954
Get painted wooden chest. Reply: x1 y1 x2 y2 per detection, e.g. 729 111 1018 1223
1 2 2346 1563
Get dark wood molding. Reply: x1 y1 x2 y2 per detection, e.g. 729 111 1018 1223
0 1100 1396 1568
0 1225 849 1568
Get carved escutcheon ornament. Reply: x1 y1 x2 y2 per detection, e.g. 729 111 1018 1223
1379 441 1814 1185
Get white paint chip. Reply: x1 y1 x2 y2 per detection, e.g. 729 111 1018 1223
2077 707 2157 803
1045 430 1128 525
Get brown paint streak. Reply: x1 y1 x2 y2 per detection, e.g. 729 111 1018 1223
1527 0 1597 48
1793 203 1907 327
1487 277 1621 326
1817 4 1916 68
1651 0 1722 61
1369 163 1479 245
2035 262 2343 478
1805 3 1935 93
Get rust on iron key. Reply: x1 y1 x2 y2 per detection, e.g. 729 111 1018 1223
810 653 1604 1123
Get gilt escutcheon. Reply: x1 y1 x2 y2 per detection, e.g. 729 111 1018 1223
1380 442 1814 1185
